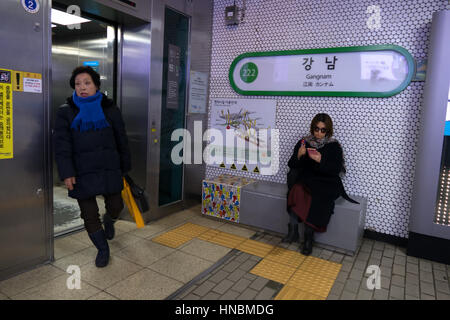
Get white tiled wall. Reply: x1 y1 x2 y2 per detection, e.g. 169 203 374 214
206 0 450 238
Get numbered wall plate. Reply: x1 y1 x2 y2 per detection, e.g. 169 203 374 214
229 45 415 97
22 0 40 14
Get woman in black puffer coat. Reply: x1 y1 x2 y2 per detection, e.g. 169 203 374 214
283 113 356 256
54 66 131 268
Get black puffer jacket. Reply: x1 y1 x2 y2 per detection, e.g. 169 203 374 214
287 139 356 228
54 94 131 200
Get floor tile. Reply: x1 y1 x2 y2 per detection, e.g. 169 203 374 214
0 264 65 297
148 250 214 284
127 224 170 239
108 233 143 253
105 268 184 300
114 239 176 267
179 238 232 262
10 274 100 300
54 236 90 260
80 256 143 290
216 223 256 238
87 291 119 300
52 247 99 271
187 215 226 229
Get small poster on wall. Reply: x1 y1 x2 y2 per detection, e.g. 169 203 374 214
166 44 181 109
188 70 208 114
208 98 277 174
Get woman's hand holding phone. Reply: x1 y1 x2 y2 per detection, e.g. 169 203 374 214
307 148 321 163
297 139 306 159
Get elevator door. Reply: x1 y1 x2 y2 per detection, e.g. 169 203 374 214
51 7 116 236
0 0 51 280
158 8 190 206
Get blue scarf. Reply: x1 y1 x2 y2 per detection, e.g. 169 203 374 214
71 91 110 132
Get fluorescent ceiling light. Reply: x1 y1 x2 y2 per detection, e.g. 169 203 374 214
51 8 91 26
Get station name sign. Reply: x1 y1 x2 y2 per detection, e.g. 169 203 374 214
229 45 415 97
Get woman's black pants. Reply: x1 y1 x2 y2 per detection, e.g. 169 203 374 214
77 192 124 234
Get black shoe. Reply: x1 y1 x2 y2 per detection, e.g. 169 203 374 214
281 223 299 243
301 225 314 256
103 214 116 240
88 229 110 267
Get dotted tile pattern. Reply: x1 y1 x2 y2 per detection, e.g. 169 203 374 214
206 0 450 238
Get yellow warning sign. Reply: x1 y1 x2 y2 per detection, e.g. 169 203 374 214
12 71 42 93
12 71 23 92
219 162 226 168
230 163 237 170
0 68 13 159
241 164 248 171
253 166 260 174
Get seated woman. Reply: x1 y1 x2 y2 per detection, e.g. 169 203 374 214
283 113 356 255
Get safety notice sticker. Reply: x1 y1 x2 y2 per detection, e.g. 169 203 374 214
0 69 13 159
23 72 42 93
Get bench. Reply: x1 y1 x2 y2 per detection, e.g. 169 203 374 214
239 180 367 256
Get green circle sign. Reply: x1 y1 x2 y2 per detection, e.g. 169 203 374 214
240 62 258 83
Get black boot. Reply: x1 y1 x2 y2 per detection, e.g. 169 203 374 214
301 225 314 256
88 229 110 268
281 223 299 243
103 214 116 240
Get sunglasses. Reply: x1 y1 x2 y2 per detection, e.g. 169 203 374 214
314 126 327 133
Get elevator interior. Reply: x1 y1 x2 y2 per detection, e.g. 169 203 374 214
51 5 117 236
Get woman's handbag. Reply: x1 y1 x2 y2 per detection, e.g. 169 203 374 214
122 177 145 228
124 174 149 213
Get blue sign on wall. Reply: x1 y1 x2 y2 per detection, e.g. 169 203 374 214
83 61 100 72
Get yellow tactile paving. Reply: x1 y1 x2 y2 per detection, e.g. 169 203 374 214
151 230 193 248
236 239 275 258
152 221 342 300
298 256 342 280
286 269 336 298
197 229 221 241
265 246 307 268
207 231 248 249
274 285 325 300
250 259 297 284
171 222 210 237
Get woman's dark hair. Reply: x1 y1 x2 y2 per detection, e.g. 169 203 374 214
69 66 101 89
310 113 333 138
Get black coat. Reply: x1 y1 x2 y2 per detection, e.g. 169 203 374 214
287 139 354 228
54 94 131 200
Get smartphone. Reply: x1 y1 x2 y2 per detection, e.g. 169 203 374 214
307 148 318 156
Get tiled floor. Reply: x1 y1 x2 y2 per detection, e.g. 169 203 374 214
0 203 449 300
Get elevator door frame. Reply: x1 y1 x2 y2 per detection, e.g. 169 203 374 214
147 0 193 220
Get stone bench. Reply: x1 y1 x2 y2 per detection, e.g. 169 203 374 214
239 180 367 255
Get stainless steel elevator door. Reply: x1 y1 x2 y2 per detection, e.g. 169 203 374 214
0 0 51 280
51 10 116 236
